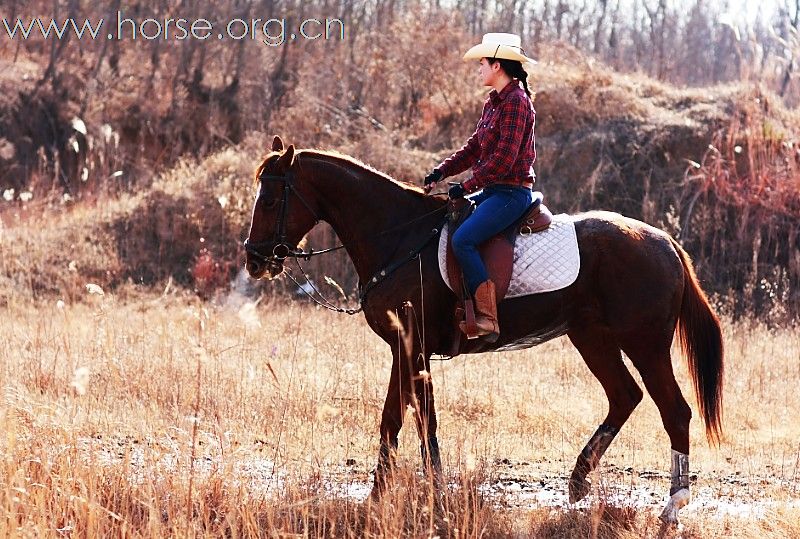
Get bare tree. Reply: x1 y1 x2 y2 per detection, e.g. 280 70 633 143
591 0 608 54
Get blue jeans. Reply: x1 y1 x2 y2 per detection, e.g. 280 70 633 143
451 185 533 295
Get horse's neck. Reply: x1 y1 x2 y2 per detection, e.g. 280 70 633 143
302 155 439 282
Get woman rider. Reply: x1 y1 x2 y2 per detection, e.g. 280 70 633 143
424 32 537 341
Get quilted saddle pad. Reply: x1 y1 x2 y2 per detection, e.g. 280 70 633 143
437 214 581 298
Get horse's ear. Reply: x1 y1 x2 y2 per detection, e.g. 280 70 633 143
271 136 284 152
276 144 295 171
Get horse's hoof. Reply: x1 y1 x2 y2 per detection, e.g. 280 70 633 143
658 488 690 525
568 475 590 503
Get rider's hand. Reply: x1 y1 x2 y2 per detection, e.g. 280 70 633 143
448 183 466 199
423 169 443 193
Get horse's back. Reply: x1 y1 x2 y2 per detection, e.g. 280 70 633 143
573 210 679 265
569 211 684 327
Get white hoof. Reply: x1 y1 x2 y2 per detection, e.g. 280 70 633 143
659 488 690 525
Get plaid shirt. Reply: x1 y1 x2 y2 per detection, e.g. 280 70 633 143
436 80 536 193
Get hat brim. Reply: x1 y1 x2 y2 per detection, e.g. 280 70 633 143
463 43 537 65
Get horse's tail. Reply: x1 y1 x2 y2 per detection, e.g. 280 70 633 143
671 237 724 445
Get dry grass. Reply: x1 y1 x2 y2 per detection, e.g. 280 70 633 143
1 289 798 537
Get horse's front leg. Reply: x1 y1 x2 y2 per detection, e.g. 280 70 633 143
371 351 408 496
371 302 441 497
412 358 442 487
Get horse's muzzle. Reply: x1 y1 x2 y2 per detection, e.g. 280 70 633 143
244 238 287 279
245 259 265 279
245 257 283 280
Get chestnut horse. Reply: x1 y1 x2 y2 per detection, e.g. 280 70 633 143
244 136 723 524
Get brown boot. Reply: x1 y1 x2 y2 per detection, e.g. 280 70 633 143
460 280 500 342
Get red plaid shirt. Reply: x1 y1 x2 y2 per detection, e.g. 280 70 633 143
436 80 536 193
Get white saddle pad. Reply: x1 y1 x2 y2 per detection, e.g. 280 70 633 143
437 214 580 298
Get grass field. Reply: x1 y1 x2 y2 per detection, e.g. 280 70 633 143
1 287 799 537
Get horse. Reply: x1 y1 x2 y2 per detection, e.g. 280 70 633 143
244 136 724 525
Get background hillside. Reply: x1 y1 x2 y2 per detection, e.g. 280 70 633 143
1 1 799 320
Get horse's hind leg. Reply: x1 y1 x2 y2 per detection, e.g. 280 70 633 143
567 327 644 503
621 336 692 525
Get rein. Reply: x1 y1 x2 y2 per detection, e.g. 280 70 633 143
282 223 442 315
244 168 448 314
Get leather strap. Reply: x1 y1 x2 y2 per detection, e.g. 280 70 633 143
463 298 479 339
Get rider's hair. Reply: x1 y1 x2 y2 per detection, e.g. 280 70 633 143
488 58 534 100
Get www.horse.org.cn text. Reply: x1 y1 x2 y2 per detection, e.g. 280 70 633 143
1 12 346 46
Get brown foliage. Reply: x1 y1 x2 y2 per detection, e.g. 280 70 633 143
1 6 799 318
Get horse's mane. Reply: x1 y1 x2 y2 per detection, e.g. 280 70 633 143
296 149 428 197
254 147 444 214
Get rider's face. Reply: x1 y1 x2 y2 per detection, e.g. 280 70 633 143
478 57 499 87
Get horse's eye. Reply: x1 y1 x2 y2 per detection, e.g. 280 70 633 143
256 194 277 209
256 185 278 208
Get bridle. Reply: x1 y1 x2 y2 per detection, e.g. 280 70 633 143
243 168 345 264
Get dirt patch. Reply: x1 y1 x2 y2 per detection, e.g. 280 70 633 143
73 434 800 524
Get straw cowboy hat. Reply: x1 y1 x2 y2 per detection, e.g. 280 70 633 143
463 33 537 68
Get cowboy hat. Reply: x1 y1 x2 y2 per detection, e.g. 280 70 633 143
463 33 537 67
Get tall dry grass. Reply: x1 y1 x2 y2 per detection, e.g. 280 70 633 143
1 290 799 537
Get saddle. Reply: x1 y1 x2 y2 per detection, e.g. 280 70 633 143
445 190 553 303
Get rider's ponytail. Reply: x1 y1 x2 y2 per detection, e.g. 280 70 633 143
491 58 534 101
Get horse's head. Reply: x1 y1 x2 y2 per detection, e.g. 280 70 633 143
244 136 319 279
